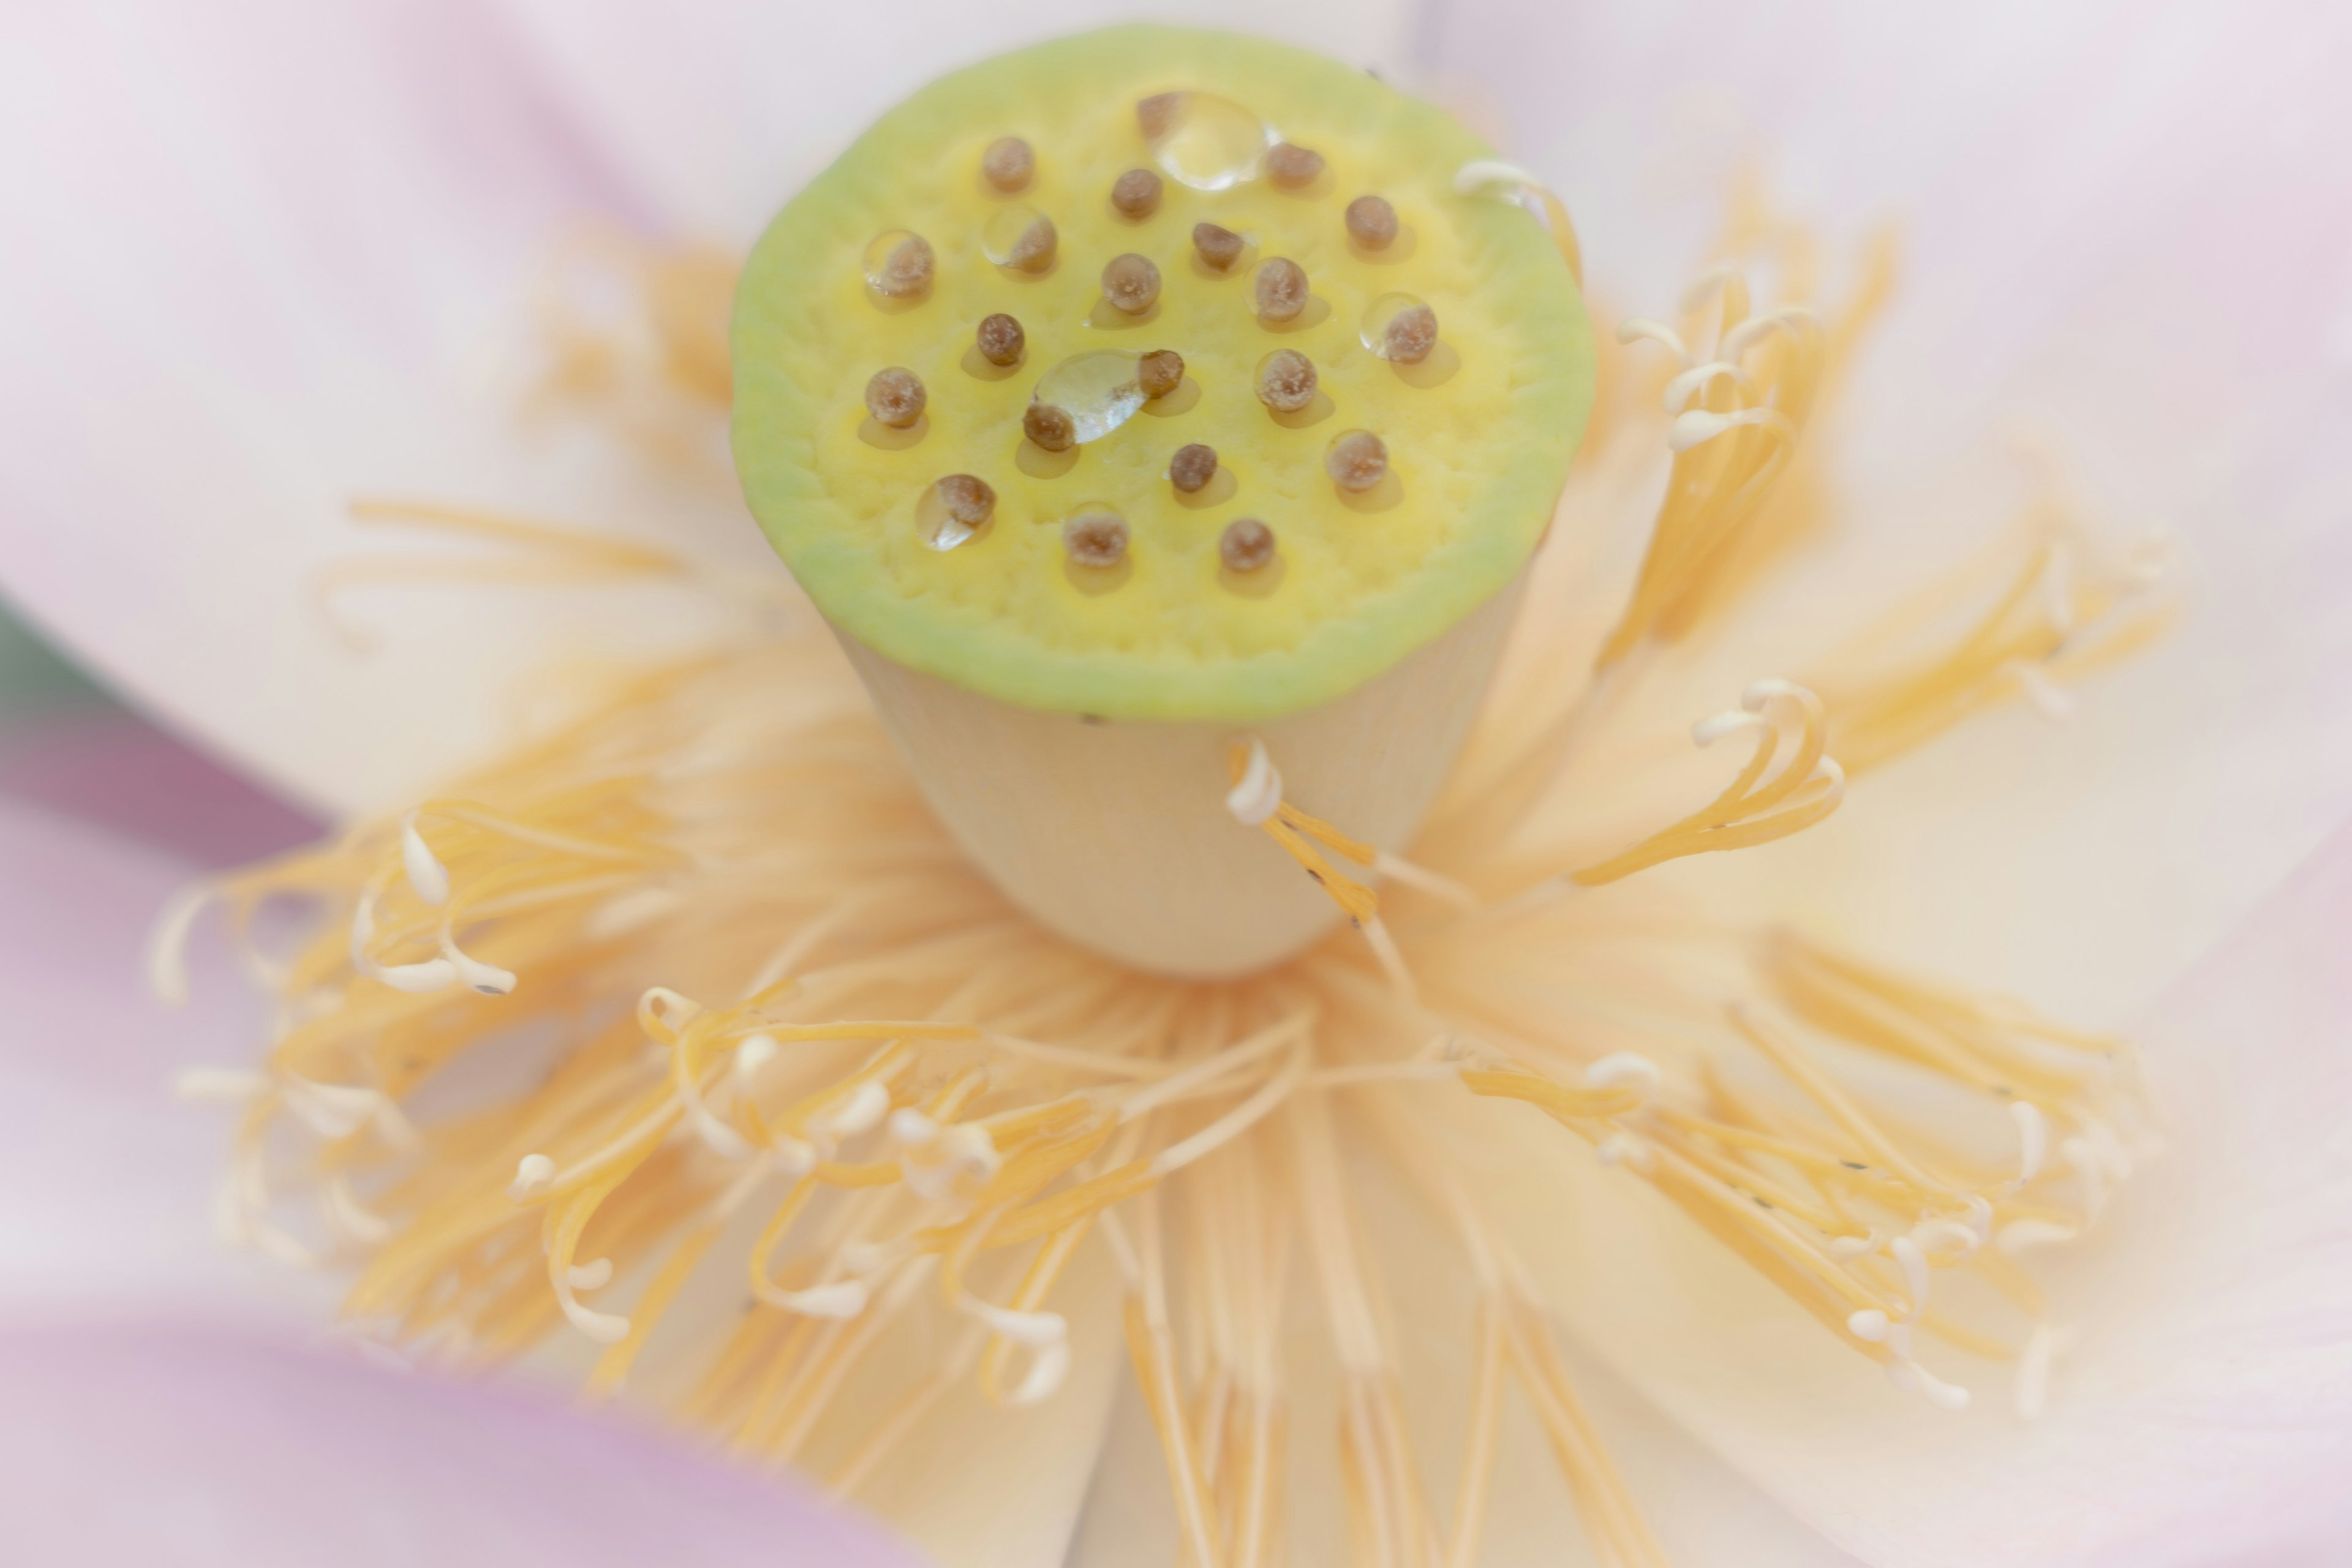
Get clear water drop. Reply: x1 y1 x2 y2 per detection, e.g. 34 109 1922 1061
862 230 933 298
1033 351 1147 443
982 206 1057 273
916 477 993 551
1142 92 1270 192
1360 292 1439 363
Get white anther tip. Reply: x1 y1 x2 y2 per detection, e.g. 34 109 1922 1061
826 1079 890 1139
567 1258 613 1291
1009 1340 1072 1406
734 1033 779 1079
1692 709 1763 747
1224 737 1283 827
2010 1101 2049 1185
1452 159 1539 195
1583 1052 1662 1094
1594 1133 1656 1172
777 1281 869 1320
1847 1308 1891 1343
692 1109 755 1162
508 1153 556 1201
970 1300 1067 1347
399 813 450 907
889 1108 939 1147
1668 407 1770 453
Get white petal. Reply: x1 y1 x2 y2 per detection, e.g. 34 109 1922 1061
493 0 1429 244
0 2 772 815
1452 812 2352 1567
1428 0 2352 1023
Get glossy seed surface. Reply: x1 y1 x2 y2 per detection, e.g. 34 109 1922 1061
864 367 927 428
1219 518 1275 571
1169 443 1218 493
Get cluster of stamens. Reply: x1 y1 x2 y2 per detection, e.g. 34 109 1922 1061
173 166 2180 1564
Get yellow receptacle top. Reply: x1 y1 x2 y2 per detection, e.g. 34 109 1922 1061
733 25 1591 721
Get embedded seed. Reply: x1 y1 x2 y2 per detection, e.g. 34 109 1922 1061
1193 222 1245 270
869 233 934 298
1345 194 1398 249
1219 518 1276 572
1384 303 1439 364
1255 349 1317 412
1254 258 1308 322
1101 253 1161 314
1023 402 1076 452
976 313 1025 366
1004 213 1057 273
1064 510 1128 568
1138 349 1185 399
1325 429 1389 492
1137 93 1182 140
1111 168 1163 219
1266 142 1324 189
936 474 995 526
1169 443 1218 493
864 367 926 429
981 136 1034 191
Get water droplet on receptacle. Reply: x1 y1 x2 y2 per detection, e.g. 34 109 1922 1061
1033 351 1147 443
1140 91 1270 192
1361 292 1438 363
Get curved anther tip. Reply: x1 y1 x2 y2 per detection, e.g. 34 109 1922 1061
508 1152 556 1201
831 1079 892 1138
734 1033 779 1077
1452 158 1540 195
1007 1340 1072 1406
1691 709 1765 747
889 1107 938 1147
399 812 450 908
691 1107 755 1161
1661 360 1752 416
1583 1051 1662 1094
1224 736 1283 827
777 1280 870 1320
1615 317 1692 368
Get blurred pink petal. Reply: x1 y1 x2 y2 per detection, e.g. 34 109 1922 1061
0 1319 917 1566
0 710 318 867
0 794 304 1316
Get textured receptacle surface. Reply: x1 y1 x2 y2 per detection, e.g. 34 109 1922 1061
733 25 1591 722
